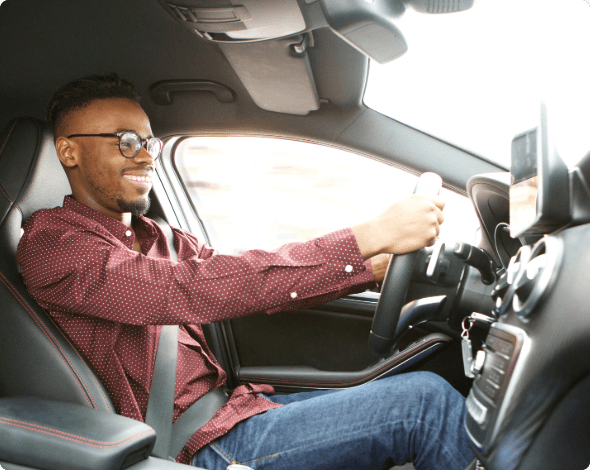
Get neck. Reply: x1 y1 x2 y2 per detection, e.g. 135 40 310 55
70 191 133 227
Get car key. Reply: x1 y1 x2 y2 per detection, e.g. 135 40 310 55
461 317 475 378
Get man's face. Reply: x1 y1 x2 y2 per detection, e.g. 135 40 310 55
59 97 155 218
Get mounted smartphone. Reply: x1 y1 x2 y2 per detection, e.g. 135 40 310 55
509 103 571 238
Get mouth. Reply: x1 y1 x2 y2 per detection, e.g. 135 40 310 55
122 173 152 188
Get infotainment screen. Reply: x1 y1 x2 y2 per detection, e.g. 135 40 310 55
510 128 538 238
509 103 570 238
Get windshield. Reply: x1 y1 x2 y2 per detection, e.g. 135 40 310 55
364 0 590 168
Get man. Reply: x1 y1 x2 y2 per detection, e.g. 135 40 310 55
17 74 474 469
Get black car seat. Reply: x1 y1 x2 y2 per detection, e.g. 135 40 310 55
0 117 423 470
0 117 114 411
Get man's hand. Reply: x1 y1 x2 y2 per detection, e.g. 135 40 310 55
369 253 392 282
352 194 445 259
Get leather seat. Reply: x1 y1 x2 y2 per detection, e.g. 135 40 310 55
0 117 113 411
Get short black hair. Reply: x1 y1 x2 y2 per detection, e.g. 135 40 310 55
46 73 141 134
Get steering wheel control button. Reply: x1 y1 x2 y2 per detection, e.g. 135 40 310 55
466 390 488 426
471 349 486 375
125 230 132 237
345 264 353 273
290 292 297 299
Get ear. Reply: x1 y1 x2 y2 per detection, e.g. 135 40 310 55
55 136 79 169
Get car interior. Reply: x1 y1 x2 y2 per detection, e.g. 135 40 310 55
1 0 590 469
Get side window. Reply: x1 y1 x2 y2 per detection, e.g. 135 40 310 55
174 137 478 255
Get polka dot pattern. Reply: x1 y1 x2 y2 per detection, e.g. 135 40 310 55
16 196 376 463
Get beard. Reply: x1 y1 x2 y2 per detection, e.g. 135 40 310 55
117 195 151 216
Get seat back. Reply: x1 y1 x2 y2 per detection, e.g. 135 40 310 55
0 117 113 412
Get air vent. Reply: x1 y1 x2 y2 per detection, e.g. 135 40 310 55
512 237 563 319
492 245 531 317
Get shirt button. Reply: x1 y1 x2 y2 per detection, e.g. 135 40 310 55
345 265 353 273
125 230 132 237
290 292 298 299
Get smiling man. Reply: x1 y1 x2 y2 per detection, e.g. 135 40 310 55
17 74 473 469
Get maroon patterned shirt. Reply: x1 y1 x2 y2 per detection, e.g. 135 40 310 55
17 196 376 463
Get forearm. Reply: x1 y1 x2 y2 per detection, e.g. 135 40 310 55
351 219 383 259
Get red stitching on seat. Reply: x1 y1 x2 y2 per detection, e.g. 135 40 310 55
44 312 113 413
240 338 451 387
0 184 12 205
0 272 94 408
0 417 154 448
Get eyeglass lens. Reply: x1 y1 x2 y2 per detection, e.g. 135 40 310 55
120 132 161 159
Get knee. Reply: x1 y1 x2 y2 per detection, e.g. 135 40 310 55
382 371 461 410
403 372 467 429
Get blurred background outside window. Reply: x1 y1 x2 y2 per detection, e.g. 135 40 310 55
174 136 478 255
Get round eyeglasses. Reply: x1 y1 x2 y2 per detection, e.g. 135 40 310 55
67 132 163 161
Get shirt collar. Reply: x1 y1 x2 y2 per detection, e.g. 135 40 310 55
63 196 156 243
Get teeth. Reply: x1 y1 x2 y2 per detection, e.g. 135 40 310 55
125 175 150 182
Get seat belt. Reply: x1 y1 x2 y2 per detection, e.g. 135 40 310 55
145 216 179 460
146 215 229 460
169 387 228 458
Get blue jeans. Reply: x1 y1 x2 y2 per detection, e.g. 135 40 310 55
192 372 474 470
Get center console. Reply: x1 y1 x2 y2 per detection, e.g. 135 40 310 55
465 322 529 452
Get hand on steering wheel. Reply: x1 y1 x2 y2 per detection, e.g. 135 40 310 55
368 173 443 358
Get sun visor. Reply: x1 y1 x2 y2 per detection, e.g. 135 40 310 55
219 34 320 115
158 0 306 42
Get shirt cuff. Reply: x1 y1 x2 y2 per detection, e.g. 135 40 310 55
266 228 376 314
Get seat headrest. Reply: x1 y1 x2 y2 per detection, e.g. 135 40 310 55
0 117 71 224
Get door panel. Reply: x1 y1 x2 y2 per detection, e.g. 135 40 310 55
226 293 458 393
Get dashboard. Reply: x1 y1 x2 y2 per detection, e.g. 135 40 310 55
461 108 590 469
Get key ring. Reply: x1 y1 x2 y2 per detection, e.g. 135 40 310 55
461 317 474 337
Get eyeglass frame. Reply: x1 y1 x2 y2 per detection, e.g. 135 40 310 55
66 132 163 160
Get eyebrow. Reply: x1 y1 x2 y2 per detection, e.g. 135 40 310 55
115 128 154 139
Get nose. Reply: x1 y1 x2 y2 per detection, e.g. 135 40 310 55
133 145 156 165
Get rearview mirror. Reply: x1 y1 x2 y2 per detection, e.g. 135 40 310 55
319 0 476 64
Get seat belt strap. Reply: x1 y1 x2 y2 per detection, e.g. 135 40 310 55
146 324 178 459
169 387 229 458
145 215 179 460
146 215 229 461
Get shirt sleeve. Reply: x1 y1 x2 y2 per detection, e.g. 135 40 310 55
17 211 376 326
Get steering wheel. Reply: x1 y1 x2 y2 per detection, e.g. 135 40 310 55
368 172 443 358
